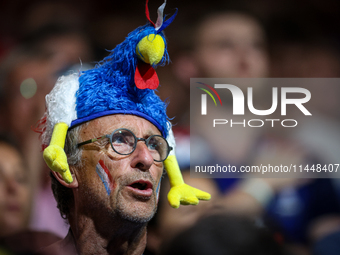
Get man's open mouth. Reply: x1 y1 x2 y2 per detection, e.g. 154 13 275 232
127 180 153 198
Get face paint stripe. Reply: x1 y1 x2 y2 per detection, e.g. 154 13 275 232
99 160 115 191
96 162 112 195
156 180 161 203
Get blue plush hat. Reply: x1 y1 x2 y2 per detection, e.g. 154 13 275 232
72 24 170 137
39 0 177 141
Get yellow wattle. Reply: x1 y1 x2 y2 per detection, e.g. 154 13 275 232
136 34 165 65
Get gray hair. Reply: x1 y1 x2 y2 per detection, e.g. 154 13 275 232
64 123 87 167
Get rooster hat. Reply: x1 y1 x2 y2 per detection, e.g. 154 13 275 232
37 0 210 208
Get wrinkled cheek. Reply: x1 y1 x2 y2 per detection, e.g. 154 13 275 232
95 159 116 196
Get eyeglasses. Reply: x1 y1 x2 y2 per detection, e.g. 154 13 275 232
77 128 172 162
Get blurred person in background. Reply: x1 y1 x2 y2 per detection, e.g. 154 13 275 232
0 134 31 238
171 10 272 169
188 11 269 79
0 134 60 254
0 22 93 184
164 8 337 255
172 9 307 200
161 9 269 130
270 37 340 252
0 22 94 238
266 14 340 249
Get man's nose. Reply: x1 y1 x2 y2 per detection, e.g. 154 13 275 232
130 141 154 171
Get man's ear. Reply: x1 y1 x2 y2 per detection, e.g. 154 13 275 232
52 166 78 188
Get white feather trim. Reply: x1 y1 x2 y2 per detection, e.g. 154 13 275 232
167 122 176 156
41 73 79 146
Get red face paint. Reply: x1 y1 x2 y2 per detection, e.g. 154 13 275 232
96 160 116 195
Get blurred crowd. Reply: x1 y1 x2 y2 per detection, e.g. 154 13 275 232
0 0 340 254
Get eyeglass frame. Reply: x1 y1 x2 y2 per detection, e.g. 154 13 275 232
77 128 173 162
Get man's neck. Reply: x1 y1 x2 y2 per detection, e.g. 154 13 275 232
38 230 77 255
68 213 148 255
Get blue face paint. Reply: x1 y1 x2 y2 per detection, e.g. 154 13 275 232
96 160 115 196
156 180 161 203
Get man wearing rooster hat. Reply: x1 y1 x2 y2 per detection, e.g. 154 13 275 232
36 1 210 254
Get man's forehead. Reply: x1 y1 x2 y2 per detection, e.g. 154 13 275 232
82 114 162 137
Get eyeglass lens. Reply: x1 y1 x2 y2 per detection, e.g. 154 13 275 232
110 129 168 161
